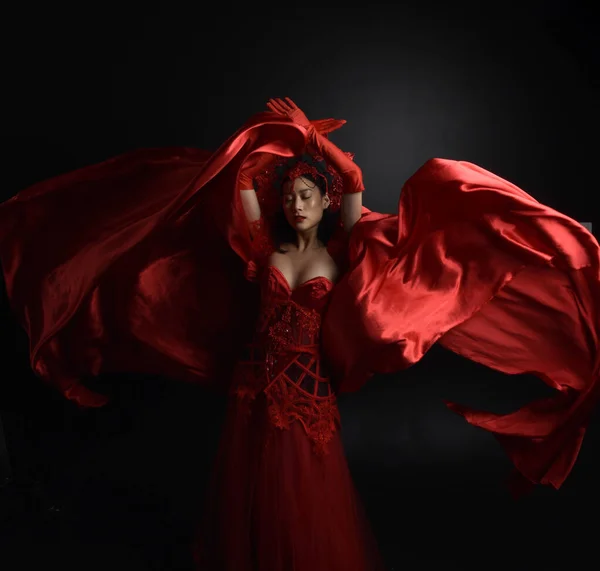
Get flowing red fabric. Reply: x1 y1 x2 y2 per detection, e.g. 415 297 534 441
0 113 307 405
323 159 600 491
1 113 599 497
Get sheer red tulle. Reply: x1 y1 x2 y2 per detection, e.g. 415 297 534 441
193 392 384 571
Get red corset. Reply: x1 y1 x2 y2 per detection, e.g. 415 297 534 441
231 264 340 455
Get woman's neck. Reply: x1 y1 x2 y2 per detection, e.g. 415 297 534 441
294 229 321 252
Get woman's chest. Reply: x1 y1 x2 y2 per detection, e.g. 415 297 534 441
268 249 339 291
258 265 334 318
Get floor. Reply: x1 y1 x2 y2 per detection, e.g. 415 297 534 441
1 375 597 570
1 466 595 571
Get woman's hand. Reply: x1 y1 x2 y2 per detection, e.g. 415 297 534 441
267 97 347 139
310 118 347 136
267 98 314 131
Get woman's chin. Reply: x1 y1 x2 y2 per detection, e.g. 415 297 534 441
291 218 309 229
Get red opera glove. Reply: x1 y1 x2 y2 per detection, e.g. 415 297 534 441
267 97 364 194
307 129 364 194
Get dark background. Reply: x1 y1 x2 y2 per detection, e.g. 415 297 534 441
1 1 598 569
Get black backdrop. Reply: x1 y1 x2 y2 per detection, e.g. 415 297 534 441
1 1 598 569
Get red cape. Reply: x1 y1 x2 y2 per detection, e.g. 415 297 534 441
1 112 598 492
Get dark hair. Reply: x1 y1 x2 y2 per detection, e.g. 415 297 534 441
270 155 339 250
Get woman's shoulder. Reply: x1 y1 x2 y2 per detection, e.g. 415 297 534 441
277 242 297 253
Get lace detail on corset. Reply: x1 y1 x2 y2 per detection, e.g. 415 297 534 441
265 377 340 456
231 300 339 455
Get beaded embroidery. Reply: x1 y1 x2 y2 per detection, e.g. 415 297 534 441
232 294 339 455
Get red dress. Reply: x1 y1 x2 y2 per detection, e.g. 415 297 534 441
193 262 385 570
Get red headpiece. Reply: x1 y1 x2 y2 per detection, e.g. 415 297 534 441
252 151 353 220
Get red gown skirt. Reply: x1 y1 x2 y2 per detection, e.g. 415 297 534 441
193 392 385 571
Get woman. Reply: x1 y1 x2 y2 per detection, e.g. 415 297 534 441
193 100 387 567
0 98 598 570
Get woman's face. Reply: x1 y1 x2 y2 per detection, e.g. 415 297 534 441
282 176 330 232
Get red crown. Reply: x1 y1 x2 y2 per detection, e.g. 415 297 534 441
253 151 354 220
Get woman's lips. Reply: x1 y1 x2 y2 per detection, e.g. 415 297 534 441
295 216 306 222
